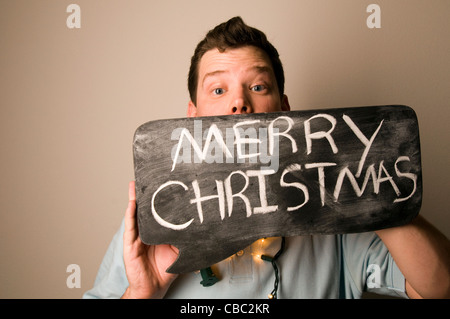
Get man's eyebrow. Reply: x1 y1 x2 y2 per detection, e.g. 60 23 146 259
201 65 273 88
202 70 227 87
250 65 272 74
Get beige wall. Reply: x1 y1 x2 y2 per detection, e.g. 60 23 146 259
1 0 448 298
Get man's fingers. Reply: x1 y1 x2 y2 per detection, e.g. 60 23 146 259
128 180 136 201
124 181 138 244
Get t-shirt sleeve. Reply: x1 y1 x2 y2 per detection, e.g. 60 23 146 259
341 232 408 298
82 218 129 299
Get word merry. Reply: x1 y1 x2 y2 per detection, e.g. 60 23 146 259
171 113 382 176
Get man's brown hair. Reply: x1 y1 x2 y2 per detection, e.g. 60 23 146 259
188 16 285 105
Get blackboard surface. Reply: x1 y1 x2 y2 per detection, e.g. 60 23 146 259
133 105 422 273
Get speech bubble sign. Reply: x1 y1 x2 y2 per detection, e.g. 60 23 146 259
133 105 422 273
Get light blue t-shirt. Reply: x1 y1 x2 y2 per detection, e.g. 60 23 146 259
83 219 407 299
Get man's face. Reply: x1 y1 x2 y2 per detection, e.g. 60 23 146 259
188 46 290 117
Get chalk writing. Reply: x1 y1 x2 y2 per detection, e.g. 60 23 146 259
133 105 422 273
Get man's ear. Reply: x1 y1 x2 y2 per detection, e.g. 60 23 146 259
187 100 197 117
281 94 291 111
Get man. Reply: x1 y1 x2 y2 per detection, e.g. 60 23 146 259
84 17 450 299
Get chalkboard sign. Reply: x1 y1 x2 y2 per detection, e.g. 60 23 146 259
133 105 422 273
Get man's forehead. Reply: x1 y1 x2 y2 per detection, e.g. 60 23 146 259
198 46 274 77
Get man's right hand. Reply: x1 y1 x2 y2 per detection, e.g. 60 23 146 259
121 181 179 299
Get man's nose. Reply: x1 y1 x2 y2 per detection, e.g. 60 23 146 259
230 89 252 114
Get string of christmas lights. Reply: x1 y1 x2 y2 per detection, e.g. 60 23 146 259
261 237 286 299
199 237 286 298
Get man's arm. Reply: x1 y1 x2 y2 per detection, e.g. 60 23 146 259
375 215 450 298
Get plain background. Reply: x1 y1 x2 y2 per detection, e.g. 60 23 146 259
1 0 449 298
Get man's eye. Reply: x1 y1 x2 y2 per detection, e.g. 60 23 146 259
213 88 224 95
251 85 266 92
